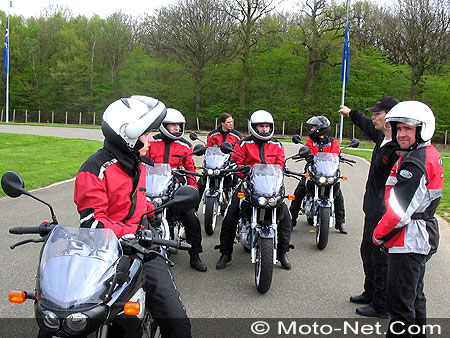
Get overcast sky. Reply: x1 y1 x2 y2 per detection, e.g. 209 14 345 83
2 0 392 19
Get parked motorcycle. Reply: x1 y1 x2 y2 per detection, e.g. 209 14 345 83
292 137 359 250
189 133 235 235
2 170 197 338
145 144 205 249
220 142 296 294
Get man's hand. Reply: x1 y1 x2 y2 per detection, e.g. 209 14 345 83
339 105 351 117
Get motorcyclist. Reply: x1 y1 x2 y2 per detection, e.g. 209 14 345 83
372 101 443 337
198 113 243 207
146 108 207 272
215 110 293 270
74 96 191 338
289 115 347 234
206 113 243 147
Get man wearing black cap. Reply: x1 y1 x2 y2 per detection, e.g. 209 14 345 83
339 96 400 318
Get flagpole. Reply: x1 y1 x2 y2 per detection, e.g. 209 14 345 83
5 15 9 123
339 0 350 143
5 1 12 123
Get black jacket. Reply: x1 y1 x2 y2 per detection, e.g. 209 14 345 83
350 110 399 220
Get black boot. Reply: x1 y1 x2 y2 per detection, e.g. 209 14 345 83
291 219 297 229
278 252 291 270
335 222 347 234
216 254 232 270
190 254 207 272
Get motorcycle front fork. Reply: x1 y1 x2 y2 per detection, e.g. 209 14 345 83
250 207 278 264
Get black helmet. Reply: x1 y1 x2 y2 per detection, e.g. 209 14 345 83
307 116 331 140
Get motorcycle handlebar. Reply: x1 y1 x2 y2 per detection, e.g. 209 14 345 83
9 227 40 235
340 156 356 164
152 238 191 250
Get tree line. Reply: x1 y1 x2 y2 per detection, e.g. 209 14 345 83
0 0 449 140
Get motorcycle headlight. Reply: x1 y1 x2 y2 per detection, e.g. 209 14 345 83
319 176 327 184
257 196 267 206
42 310 60 330
268 197 279 207
327 177 335 184
207 169 214 176
213 169 221 176
64 313 88 333
152 197 163 206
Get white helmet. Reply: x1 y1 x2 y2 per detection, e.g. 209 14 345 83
385 101 435 143
159 108 186 140
248 110 274 141
102 96 166 151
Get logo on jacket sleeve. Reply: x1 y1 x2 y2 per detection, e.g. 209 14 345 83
399 169 413 179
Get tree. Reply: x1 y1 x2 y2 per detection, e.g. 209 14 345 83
140 0 235 115
224 0 277 107
382 0 450 99
290 0 346 96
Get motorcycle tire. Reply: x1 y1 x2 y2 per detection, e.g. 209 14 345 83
204 196 218 236
255 237 274 294
316 207 331 250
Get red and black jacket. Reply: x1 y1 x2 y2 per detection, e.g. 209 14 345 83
233 136 285 168
146 134 198 189
206 128 243 147
305 137 340 155
74 139 154 238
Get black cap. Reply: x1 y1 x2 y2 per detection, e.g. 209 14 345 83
366 96 400 113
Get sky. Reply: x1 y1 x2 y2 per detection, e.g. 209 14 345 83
2 0 392 19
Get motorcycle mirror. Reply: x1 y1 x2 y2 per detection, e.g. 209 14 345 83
189 132 198 141
1 171 58 223
1 171 27 198
298 146 311 158
292 134 302 144
219 141 234 154
192 144 206 156
349 138 360 148
172 185 200 211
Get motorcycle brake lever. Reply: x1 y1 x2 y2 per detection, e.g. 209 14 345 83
10 238 45 250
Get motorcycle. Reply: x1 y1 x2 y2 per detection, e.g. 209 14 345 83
189 133 234 235
292 137 359 250
220 142 295 294
2 170 197 338
145 144 205 250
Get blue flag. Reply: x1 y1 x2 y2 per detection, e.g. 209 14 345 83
340 22 350 84
3 19 9 76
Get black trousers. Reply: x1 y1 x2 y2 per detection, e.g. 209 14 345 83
219 189 292 255
360 215 388 311
169 208 203 256
386 253 428 338
289 178 345 224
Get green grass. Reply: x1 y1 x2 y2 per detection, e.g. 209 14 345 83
0 133 102 197
0 122 101 129
343 148 449 222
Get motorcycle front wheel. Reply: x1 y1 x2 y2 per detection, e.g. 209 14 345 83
204 196 218 235
255 236 274 294
316 207 331 250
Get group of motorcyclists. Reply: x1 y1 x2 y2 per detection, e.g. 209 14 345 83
38 94 441 338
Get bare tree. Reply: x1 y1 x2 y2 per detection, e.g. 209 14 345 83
292 0 346 96
224 0 277 106
140 0 235 114
382 0 450 99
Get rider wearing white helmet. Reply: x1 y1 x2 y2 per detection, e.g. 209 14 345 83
373 101 443 336
147 108 207 272
216 110 293 270
74 96 192 338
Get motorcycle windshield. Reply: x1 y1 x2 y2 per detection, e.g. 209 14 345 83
39 225 121 309
146 163 173 197
204 147 229 169
314 152 340 176
251 164 283 196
